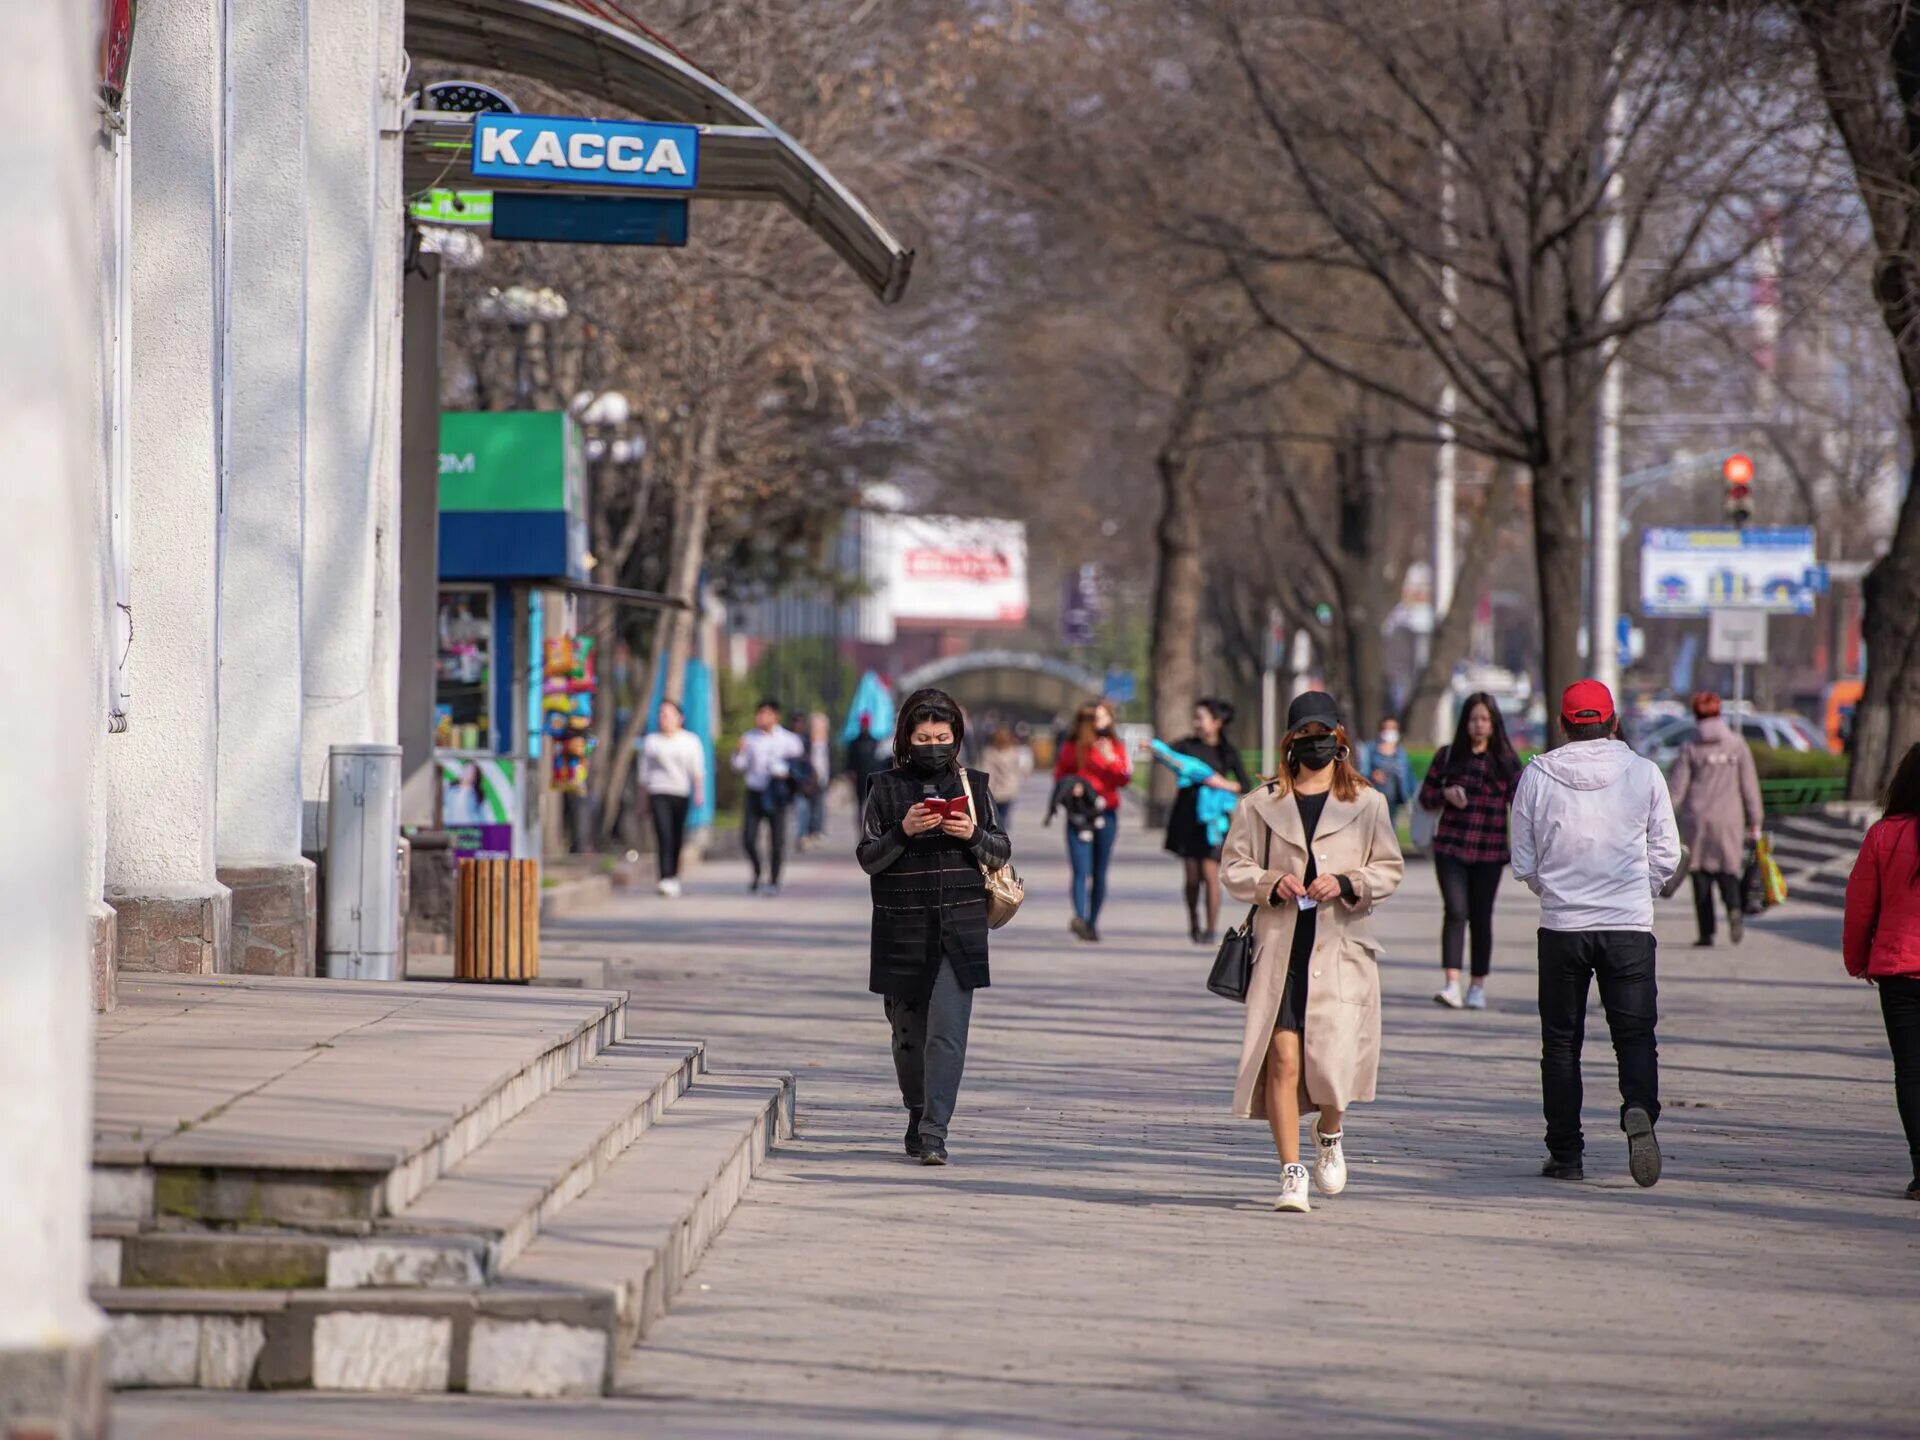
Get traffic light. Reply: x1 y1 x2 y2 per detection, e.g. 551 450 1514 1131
1723 453 1754 527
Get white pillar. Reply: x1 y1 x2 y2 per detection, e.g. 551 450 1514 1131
301 0 406 822
106 0 232 974
1590 85 1628 698
1433 141 1459 623
0 0 108 1424
218 0 317 974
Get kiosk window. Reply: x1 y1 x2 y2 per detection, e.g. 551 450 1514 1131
436 588 494 751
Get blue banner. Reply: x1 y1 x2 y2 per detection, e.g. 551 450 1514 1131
471 113 700 192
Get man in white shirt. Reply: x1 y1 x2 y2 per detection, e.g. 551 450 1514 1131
1511 679 1680 1189
733 699 807 895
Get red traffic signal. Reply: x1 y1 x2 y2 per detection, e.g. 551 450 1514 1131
1723 452 1753 526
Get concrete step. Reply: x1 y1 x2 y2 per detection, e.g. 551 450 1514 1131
382 1038 706 1274
504 1074 794 1374
98 1072 794 1396
93 976 627 1238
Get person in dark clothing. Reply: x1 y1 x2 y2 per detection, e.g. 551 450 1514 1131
1160 698 1253 943
846 712 891 801
1417 692 1522 1010
857 687 1013 1166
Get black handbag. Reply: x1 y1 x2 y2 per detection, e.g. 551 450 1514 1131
1740 844 1766 915
1207 814 1271 1003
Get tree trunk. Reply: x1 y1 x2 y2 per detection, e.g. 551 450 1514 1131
1533 461 1585 739
1149 447 1204 821
1850 449 1920 796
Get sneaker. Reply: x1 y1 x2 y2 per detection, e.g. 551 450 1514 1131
904 1108 924 1159
1310 1117 1348 1196
920 1139 949 1166
1624 1107 1661 1188
1274 1162 1312 1212
1464 983 1487 1010
1729 911 1745 945
656 877 682 898
764 882 782 898
1540 1157 1585 1181
1070 917 1093 942
656 878 673 897
1434 980 1464 1009
1905 1179 1920 1202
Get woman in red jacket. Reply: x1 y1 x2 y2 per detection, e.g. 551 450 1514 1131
1054 700 1133 942
1843 741 1920 1200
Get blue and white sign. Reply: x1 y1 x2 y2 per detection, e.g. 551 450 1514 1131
1639 526 1818 618
471 113 699 192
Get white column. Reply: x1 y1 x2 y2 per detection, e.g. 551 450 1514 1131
1432 141 1459 624
1590 86 1628 698
301 0 406 817
218 0 317 974
106 0 232 974
0 0 107 1422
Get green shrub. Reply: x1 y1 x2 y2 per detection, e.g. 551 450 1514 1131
1748 744 1849 781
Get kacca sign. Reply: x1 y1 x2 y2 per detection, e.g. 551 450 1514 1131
471 113 698 192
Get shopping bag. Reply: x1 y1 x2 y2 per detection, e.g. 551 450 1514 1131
1740 845 1766 915
1756 833 1788 908
1409 802 1438 850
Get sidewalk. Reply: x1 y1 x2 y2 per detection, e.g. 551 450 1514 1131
118 803 1917 1437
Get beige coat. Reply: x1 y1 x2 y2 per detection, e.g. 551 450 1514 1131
1220 782 1405 1119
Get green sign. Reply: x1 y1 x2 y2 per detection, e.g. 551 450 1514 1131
410 189 494 227
439 411 580 513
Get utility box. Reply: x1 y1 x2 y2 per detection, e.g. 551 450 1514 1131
324 744 404 980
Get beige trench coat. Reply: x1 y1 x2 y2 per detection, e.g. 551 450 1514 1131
1220 782 1405 1119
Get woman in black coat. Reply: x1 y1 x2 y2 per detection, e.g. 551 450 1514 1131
857 687 1013 1166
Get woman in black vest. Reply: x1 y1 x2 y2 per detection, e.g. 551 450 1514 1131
857 688 1013 1165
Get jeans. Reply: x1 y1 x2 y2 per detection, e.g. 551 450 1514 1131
794 789 827 840
649 793 690 880
742 788 789 886
1435 855 1504 977
884 956 974 1143
1879 976 1920 1184
1691 871 1742 941
1066 815 1118 926
1537 928 1660 1162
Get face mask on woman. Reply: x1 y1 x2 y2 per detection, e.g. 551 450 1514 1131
909 742 957 775
1292 734 1340 771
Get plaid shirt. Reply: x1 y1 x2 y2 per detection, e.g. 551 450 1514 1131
1419 746 1518 864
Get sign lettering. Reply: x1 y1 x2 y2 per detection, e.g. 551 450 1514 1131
471 113 700 193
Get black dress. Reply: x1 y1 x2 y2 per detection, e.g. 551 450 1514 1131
1275 790 1330 1034
1163 737 1254 859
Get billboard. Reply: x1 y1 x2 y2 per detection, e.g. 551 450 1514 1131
1639 526 1818 618
867 514 1029 630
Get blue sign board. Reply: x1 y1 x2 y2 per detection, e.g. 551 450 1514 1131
490 193 689 247
1103 668 1137 705
471 113 700 192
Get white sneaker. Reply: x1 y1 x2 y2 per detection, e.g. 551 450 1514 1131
1274 1162 1312 1213
1310 1117 1348 1195
1464 983 1487 1010
1434 980 1464 1009
657 877 681 899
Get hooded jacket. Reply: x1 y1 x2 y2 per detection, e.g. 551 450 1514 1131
1510 739 1681 932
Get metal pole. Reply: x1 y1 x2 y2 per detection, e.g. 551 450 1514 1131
1261 665 1278 776
1433 141 1458 623
1590 81 1627 697
1734 659 1744 719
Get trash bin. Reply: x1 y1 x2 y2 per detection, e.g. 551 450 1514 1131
456 857 541 982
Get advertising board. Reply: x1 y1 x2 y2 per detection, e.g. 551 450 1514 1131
1639 526 1817 617
868 514 1029 629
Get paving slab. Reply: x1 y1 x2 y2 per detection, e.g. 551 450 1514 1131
116 791 1920 1436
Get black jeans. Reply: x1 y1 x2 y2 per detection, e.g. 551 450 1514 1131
742 788 788 886
1537 929 1660 1162
1436 855 1504 977
1691 871 1742 941
1879 976 1920 1184
649 793 691 880
884 957 974 1143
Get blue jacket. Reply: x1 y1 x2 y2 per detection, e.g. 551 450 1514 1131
1360 741 1414 808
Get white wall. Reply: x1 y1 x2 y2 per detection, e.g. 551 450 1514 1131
302 0 406 802
218 0 309 864
107 0 225 892
0 0 106 1354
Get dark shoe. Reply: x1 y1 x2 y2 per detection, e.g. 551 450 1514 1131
1540 1157 1585 1180
1086 925 1101 942
1729 911 1745 945
1189 919 1203 944
1070 917 1093 942
1624 1107 1661 1188
1692 937 1714 948
1903 1179 1919 1202
904 1109 924 1159
920 1139 949 1166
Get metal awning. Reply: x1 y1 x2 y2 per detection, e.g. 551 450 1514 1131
405 0 914 302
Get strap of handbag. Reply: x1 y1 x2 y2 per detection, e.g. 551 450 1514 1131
958 768 991 858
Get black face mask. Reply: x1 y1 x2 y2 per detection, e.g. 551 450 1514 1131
909 742 957 776
1292 735 1340 772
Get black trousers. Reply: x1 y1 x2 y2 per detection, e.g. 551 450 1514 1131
1880 976 1920 1184
1690 871 1741 941
1436 855 1504 977
742 787 788 885
1538 929 1660 1162
649 793 691 880
884 956 975 1143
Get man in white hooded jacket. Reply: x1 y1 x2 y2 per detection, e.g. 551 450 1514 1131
1511 679 1680 1188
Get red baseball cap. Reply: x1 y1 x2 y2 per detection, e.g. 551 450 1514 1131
1560 678 1616 727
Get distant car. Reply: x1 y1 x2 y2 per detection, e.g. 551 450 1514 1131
1631 711 1817 771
